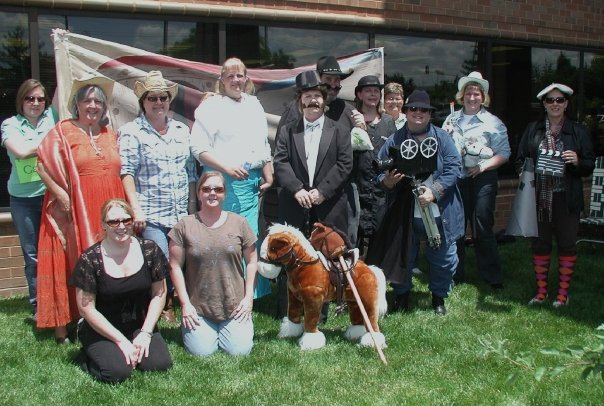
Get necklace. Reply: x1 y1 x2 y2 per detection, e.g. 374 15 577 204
75 122 103 156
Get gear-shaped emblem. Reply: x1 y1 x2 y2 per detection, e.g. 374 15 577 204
420 137 438 158
399 139 418 160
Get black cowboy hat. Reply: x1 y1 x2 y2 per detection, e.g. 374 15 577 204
316 56 353 79
354 75 384 94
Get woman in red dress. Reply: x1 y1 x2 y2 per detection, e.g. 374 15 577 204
36 75 125 343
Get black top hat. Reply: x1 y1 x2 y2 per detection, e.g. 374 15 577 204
405 89 436 110
316 56 353 79
296 70 323 91
354 75 384 94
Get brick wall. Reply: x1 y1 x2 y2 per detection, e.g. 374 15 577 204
182 0 604 48
0 221 26 299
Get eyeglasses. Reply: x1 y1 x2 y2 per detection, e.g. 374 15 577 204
200 186 225 194
544 96 566 104
407 106 431 113
322 84 342 91
105 218 134 227
24 96 46 104
146 95 170 103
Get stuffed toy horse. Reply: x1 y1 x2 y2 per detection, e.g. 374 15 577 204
259 223 387 351
463 142 493 168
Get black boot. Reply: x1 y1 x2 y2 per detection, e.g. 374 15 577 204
431 294 447 316
391 292 410 313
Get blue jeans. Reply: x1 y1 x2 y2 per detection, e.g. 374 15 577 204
142 222 172 292
392 217 457 298
10 195 43 313
456 170 502 285
182 314 254 356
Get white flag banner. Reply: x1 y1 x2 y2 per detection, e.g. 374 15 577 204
52 29 384 136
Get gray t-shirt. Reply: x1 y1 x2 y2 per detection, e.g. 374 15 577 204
169 212 256 322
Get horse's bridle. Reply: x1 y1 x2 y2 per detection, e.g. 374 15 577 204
264 245 319 272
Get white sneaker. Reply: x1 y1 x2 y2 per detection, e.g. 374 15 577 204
552 297 568 308
411 267 422 275
528 295 547 305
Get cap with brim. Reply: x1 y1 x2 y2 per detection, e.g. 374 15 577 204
68 73 114 109
457 71 490 94
316 56 353 79
404 89 436 110
296 70 323 91
536 83 574 100
134 70 178 100
354 75 384 94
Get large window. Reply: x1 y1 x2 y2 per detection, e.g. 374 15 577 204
584 52 604 155
0 11 30 208
376 34 481 125
227 24 368 68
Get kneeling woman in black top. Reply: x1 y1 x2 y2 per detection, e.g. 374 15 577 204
70 198 172 383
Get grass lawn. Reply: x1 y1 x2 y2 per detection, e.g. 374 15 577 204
1 237 603 405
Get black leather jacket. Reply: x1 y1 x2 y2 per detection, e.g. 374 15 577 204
515 119 595 213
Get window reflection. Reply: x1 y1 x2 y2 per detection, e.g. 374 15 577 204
584 53 604 154
0 11 30 207
227 24 368 68
68 17 164 52
376 34 480 125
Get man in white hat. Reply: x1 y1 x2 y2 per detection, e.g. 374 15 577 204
119 70 198 322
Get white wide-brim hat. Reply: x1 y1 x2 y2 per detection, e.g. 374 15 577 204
134 70 178 100
68 73 114 110
458 71 489 94
536 83 574 100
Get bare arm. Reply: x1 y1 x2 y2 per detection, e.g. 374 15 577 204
198 151 249 180
121 174 146 234
132 279 166 361
37 162 70 213
4 137 41 159
231 245 257 321
169 240 200 329
259 161 274 196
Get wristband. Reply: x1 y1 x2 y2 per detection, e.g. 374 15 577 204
139 329 153 338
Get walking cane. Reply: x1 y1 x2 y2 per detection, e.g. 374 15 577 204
337 256 388 365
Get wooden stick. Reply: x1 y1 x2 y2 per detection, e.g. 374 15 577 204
338 256 387 365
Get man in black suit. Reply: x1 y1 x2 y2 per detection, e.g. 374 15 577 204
273 70 353 320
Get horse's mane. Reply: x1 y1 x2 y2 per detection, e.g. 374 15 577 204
267 223 318 258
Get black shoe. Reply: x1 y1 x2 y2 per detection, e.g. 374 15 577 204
432 294 447 316
390 293 410 313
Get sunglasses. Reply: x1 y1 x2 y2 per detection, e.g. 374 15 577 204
105 218 134 228
146 95 170 103
24 96 46 104
407 106 431 113
544 96 566 104
200 186 225 193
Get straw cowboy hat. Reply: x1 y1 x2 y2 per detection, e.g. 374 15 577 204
457 71 490 94
134 70 178 100
68 72 114 108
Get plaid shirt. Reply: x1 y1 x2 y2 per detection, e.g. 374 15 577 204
119 115 197 228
